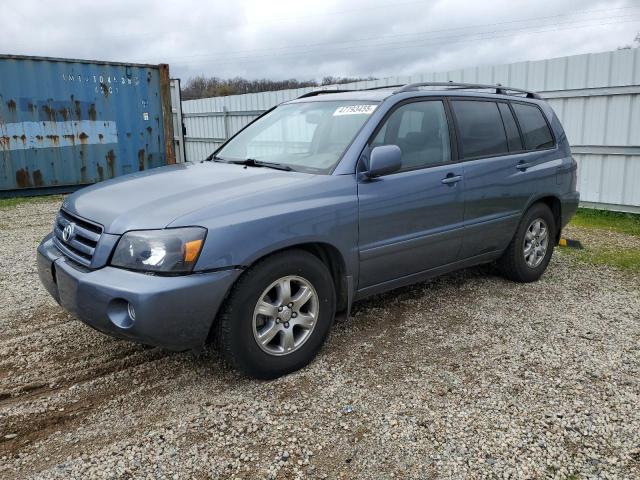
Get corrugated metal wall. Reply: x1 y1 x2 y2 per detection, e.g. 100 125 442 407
183 48 640 213
169 78 186 163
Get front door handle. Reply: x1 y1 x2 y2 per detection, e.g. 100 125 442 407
516 161 534 171
441 173 462 185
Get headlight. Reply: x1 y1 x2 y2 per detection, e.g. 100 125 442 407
111 227 206 274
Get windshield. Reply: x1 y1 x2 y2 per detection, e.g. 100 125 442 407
215 100 379 173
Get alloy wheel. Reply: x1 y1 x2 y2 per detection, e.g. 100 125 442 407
252 275 319 356
523 218 549 268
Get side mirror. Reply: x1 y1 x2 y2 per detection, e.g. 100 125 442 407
366 145 402 178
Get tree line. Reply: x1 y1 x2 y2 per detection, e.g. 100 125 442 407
618 32 640 50
181 75 375 100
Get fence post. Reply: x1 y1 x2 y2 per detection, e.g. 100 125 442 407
223 107 230 140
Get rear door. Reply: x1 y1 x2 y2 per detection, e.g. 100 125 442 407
508 101 560 199
451 98 530 259
357 99 464 290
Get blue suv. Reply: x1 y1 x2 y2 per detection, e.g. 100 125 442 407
37 82 579 378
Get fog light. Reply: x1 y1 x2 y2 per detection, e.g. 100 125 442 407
107 299 135 329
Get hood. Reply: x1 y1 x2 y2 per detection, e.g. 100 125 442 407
63 162 322 234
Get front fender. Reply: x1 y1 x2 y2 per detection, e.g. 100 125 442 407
172 175 360 281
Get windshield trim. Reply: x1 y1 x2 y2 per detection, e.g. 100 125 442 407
209 101 381 175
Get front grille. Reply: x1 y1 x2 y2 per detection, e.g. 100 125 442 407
53 209 103 267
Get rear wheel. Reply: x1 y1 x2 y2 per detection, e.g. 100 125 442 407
217 250 336 379
498 203 556 282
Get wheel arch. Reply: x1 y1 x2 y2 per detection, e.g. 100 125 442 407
206 241 351 344
294 242 350 314
524 194 562 244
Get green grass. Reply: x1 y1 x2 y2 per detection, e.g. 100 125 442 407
569 248 640 273
0 195 64 209
565 208 640 273
570 208 640 237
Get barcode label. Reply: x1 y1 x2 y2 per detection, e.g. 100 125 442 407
333 105 377 116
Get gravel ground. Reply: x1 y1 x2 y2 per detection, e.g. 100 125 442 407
0 198 638 479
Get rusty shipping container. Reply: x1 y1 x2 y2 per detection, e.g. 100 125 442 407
0 55 175 195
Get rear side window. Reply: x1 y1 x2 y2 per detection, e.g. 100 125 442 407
451 100 508 159
498 103 523 152
372 100 451 171
511 103 554 150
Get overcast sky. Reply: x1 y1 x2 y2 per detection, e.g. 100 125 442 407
3 0 640 82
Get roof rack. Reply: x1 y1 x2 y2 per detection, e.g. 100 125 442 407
295 82 542 100
361 84 406 91
394 81 542 99
296 84 406 99
296 89 355 99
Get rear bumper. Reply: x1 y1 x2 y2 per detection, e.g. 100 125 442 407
560 191 580 229
37 234 242 351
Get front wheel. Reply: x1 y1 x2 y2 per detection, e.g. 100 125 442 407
498 203 556 283
216 250 336 379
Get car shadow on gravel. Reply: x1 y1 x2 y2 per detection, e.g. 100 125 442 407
191 264 500 381
332 264 496 340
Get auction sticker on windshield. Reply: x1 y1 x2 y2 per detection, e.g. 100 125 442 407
333 105 377 116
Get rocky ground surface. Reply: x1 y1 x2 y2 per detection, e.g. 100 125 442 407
0 198 638 479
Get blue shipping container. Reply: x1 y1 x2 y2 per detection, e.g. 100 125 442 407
0 55 175 195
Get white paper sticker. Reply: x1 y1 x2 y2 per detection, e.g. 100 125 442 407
333 105 377 116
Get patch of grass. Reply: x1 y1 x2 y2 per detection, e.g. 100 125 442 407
570 208 640 237
0 195 64 209
571 248 640 273
563 209 640 272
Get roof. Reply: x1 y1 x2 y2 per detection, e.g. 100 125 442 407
286 82 542 104
286 89 394 103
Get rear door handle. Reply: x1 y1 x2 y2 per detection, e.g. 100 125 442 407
441 173 462 185
516 161 534 171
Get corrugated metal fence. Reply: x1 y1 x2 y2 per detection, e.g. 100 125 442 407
169 78 186 164
183 49 640 213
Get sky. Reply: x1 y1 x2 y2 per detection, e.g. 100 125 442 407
2 0 640 82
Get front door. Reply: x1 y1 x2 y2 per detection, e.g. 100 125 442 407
357 99 464 290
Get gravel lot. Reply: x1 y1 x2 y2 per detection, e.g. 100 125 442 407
1 198 638 479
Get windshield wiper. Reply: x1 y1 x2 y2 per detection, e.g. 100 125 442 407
203 154 226 163
227 158 293 171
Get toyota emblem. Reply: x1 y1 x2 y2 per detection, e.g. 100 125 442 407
62 223 76 242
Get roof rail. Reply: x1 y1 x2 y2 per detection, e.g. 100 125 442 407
296 89 355 99
294 82 542 100
296 84 405 99
394 81 542 99
362 84 406 91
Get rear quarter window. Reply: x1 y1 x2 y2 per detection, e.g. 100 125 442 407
511 103 554 150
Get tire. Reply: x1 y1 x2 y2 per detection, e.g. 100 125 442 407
498 202 556 283
216 249 336 379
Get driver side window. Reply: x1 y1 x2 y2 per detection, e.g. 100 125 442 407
372 100 451 171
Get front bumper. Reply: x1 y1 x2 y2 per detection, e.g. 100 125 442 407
37 234 242 351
